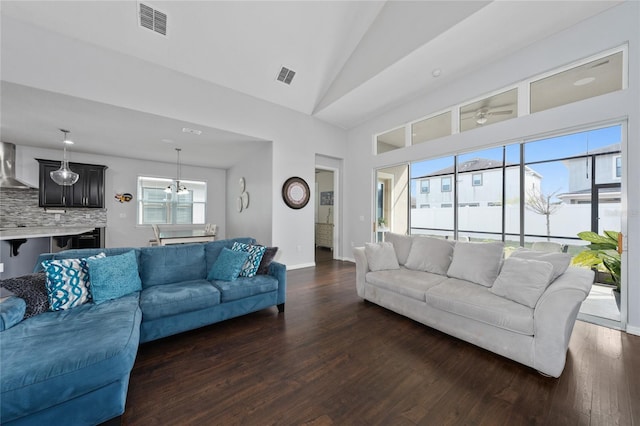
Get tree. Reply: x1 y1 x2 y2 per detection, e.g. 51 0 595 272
525 188 562 241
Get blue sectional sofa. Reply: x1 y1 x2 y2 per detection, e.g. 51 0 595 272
0 237 286 425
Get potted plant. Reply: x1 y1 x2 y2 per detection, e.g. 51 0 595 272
571 230 621 308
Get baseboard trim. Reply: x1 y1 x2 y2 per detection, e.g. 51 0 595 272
626 324 640 336
287 262 316 270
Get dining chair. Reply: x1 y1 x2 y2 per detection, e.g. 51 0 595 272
151 224 162 246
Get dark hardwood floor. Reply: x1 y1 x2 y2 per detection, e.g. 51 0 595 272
122 260 640 425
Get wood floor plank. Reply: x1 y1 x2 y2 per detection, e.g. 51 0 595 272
120 260 640 426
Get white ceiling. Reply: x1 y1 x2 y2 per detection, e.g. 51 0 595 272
0 1 622 168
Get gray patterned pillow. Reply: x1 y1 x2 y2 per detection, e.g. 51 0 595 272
0 272 49 318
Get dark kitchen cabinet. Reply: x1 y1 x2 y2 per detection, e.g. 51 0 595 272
37 159 107 208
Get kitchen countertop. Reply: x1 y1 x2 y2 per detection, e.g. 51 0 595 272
0 226 96 241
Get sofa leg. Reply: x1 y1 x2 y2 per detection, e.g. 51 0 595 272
277 303 285 313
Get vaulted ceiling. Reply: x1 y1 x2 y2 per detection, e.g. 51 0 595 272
0 1 622 167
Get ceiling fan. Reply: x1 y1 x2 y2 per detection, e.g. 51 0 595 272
461 106 514 125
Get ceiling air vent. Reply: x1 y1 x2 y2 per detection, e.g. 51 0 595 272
139 3 167 36
277 66 296 85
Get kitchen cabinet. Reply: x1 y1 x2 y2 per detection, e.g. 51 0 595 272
37 159 107 208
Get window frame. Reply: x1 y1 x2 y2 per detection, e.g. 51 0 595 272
472 173 483 186
441 176 452 192
137 176 207 225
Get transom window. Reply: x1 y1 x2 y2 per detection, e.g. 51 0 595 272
137 177 206 225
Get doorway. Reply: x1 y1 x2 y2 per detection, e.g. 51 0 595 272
315 168 335 263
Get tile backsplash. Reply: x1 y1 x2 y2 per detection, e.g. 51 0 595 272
0 188 107 228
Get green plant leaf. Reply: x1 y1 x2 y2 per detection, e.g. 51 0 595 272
603 230 620 242
577 231 617 246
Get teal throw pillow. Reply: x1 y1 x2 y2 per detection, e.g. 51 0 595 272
231 242 266 278
208 248 249 281
42 253 105 311
86 251 142 304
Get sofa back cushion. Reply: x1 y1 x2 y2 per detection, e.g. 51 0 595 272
204 237 256 272
384 233 413 266
447 241 504 287
139 244 206 288
34 247 139 273
509 248 571 282
364 242 400 272
404 236 455 275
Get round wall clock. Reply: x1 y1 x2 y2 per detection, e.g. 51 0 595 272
282 177 310 209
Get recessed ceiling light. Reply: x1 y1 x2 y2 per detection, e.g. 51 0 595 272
574 77 596 86
182 127 202 135
432 68 442 78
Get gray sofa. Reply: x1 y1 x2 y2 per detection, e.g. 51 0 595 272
353 233 593 377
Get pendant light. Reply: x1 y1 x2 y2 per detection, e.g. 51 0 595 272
50 129 79 186
164 148 189 195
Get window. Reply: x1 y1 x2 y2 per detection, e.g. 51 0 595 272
411 111 451 145
472 173 483 186
137 177 206 225
441 177 452 192
459 88 518 132
458 203 480 208
376 127 405 154
615 156 622 178
419 204 430 209
441 203 452 208
420 179 430 193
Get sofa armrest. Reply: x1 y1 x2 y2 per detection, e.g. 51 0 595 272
533 266 593 377
268 261 287 306
353 247 369 298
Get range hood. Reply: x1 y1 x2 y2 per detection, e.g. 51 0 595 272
0 142 35 189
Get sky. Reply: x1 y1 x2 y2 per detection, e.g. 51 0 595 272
408 124 622 198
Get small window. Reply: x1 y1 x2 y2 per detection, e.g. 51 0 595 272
460 88 517 132
137 176 206 225
472 173 483 186
615 156 622 178
487 201 502 207
441 203 452 208
441 177 452 192
411 111 452 145
419 204 430 209
420 179 430 193
458 202 480 208
530 51 623 114
376 127 405 154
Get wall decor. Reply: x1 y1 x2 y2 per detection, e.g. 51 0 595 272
238 177 249 212
320 191 334 206
282 177 310 209
115 193 133 203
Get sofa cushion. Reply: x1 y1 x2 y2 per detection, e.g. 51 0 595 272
0 272 48 318
0 296 26 331
447 241 504 287
86 250 142 304
510 248 571 282
490 257 554 308
211 275 278 303
257 246 279 275
140 280 221 320
41 253 105 311
232 242 266 277
366 267 448 302
404 236 454 275
139 244 206 288
207 248 249 281
365 242 400 272
426 278 534 335
384 232 413 265
0 293 141 424
204 237 256 273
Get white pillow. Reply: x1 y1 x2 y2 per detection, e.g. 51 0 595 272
510 248 571 282
364 242 400 272
447 241 504 287
404 236 454 275
490 257 554 308
384 233 413 265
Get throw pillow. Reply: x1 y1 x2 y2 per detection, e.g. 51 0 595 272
404 236 455 275
257 246 279 275
208 247 250 281
384 233 413 265
490 257 554 308
231 242 266 278
364 242 400 272
447 241 504 287
0 272 48 318
86 251 142 304
42 253 106 311
510 248 572 282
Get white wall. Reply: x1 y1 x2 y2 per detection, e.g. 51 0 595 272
345 2 640 332
15 145 227 248
2 16 348 269
226 143 273 246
